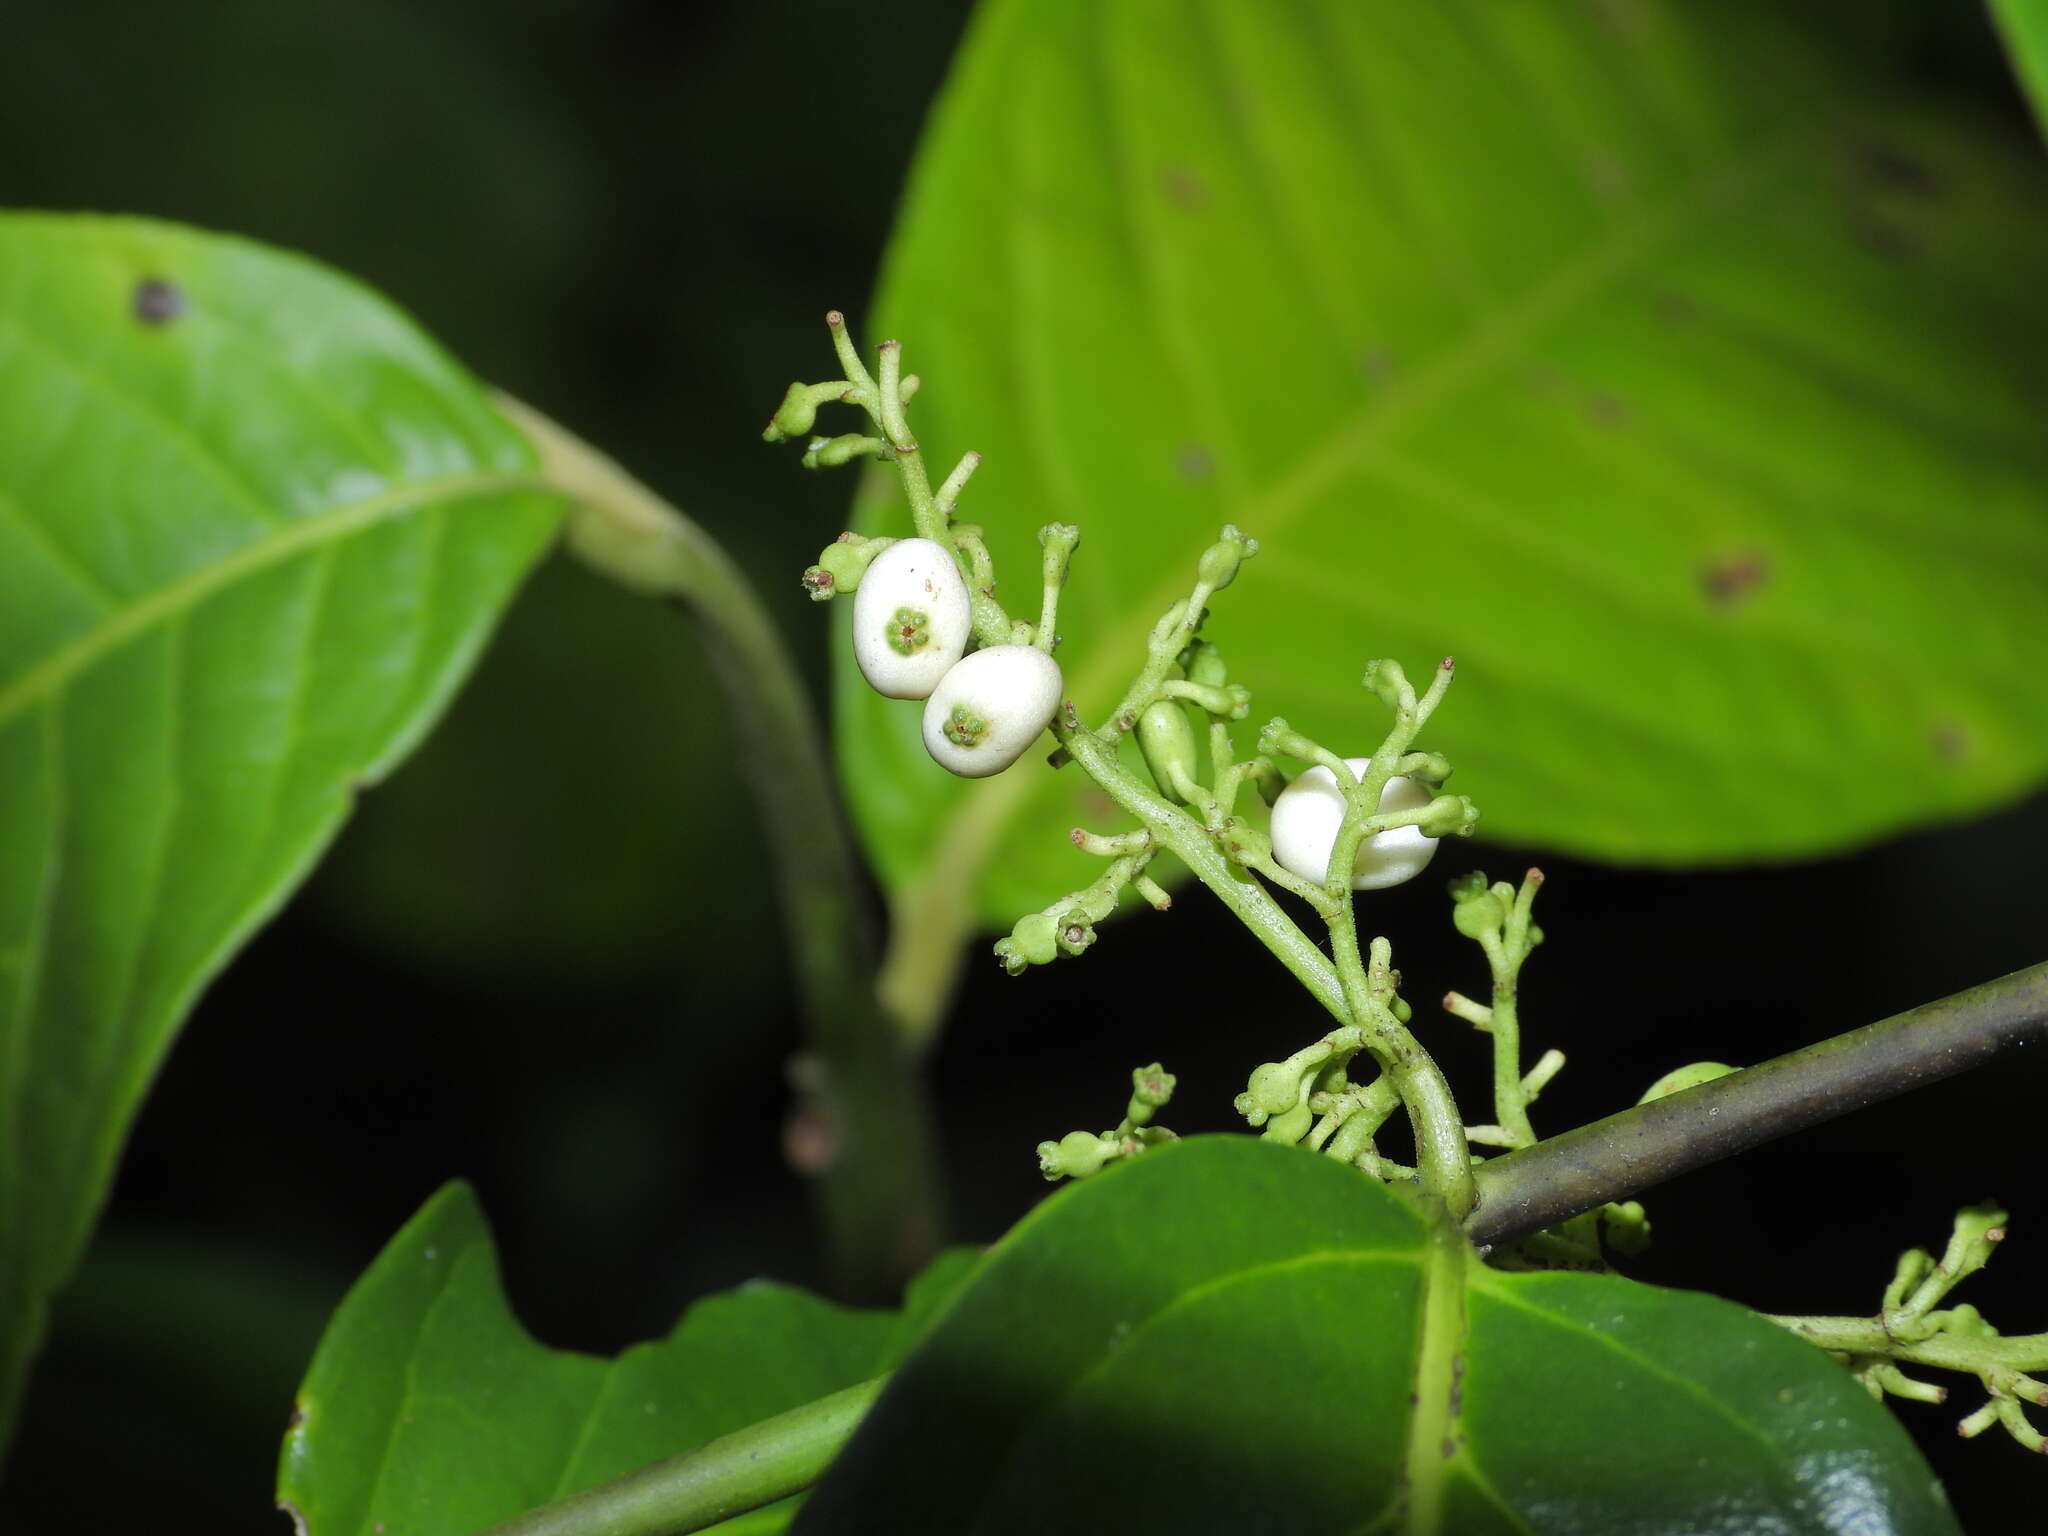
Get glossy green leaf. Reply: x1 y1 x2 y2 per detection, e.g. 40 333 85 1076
1991 0 2048 146
277 1182 977 1535
800 1138 1957 1534
0 213 560 1442
838 0 2048 930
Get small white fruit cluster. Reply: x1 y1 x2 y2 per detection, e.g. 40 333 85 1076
1268 759 1439 890
851 537 1063 778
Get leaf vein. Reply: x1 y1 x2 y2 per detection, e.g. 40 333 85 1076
0 471 544 731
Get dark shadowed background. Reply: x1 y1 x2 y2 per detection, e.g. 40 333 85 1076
2 1 2044 1530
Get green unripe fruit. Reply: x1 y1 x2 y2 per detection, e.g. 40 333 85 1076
1012 912 1059 967
1136 699 1200 803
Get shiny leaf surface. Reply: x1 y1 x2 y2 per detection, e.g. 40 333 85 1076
838 0 2048 930
800 1138 1958 1535
277 1183 976 1535
0 214 560 1442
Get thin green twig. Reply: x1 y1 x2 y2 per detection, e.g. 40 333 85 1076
498 394 940 1300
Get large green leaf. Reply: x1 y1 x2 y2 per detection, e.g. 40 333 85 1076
839 0 2048 929
0 214 560 1443
800 1137 1957 1534
277 1182 976 1535
1991 0 2048 145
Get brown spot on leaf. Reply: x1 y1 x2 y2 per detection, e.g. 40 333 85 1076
1699 550 1771 610
1584 391 1629 429
1160 164 1209 211
1850 216 1918 263
1587 0 1648 40
783 1101 837 1176
133 276 184 325
1858 140 1945 200
1930 721 1971 765
1653 291 1696 327
1358 347 1396 385
1583 151 1630 204
1177 444 1214 482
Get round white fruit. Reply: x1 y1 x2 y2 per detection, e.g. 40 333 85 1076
922 645 1064 778
1269 760 1438 890
851 538 972 700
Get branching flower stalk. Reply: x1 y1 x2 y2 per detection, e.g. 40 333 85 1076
469 318 2048 1536
768 314 1485 1215
1764 1203 2048 1453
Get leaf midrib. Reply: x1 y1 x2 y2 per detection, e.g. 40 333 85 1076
0 470 548 729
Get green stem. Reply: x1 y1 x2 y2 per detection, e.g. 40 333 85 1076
1466 960 2048 1251
1764 1315 2048 1376
498 395 941 1300
471 1378 881 1536
1325 918 1474 1218
1057 723 1349 1022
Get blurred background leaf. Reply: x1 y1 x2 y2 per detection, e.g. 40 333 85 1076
1991 0 2048 143
842 0 2048 933
0 214 560 1445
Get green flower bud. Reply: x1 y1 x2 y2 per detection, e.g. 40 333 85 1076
1197 524 1259 589
1603 1201 1652 1257
801 432 885 469
816 538 878 591
1011 912 1059 967
1137 699 1200 803
1247 1061 1301 1117
1218 818 1271 868
1360 657 1409 710
1415 794 1480 839
1452 891 1506 940
1261 1100 1314 1145
1055 914 1097 957
1052 1129 1111 1180
1448 870 1491 903
1184 640 1228 690
1130 1062 1177 1109
992 937 1028 977
764 380 823 441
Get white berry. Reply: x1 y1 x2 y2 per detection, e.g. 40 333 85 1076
851 538 971 699
1269 760 1438 890
922 645 1063 778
